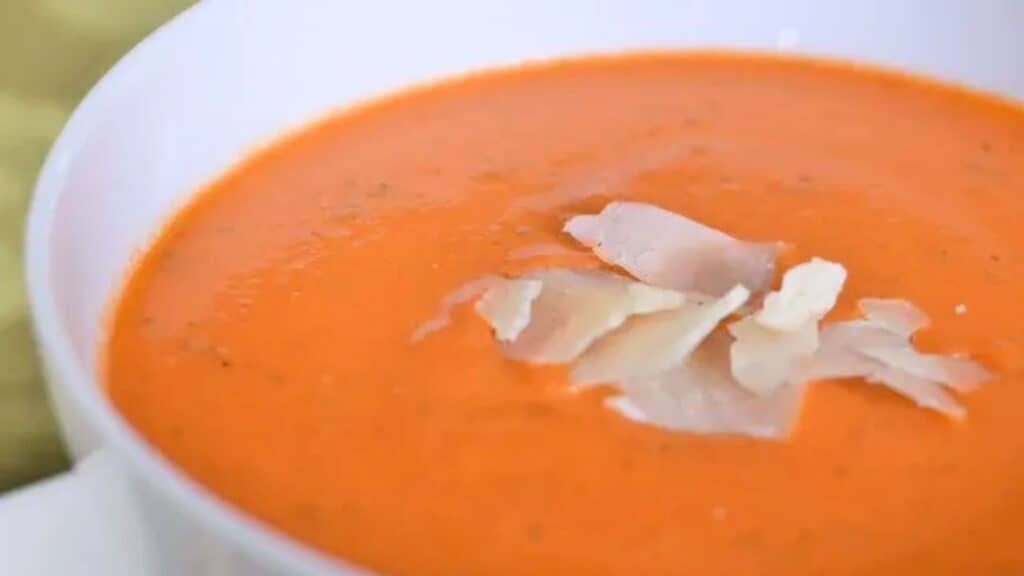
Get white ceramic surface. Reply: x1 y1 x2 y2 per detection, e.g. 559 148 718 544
8 0 1024 574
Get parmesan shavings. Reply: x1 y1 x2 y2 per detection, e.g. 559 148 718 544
860 347 991 394
755 258 847 331
857 298 929 338
605 333 806 439
807 308 992 420
728 258 845 395
474 278 543 342
418 200 994 438
564 201 779 296
866 367 966 421
728 316 818 396
502 268 684 364
572 285 749 387
603 395 649 423
805 321 904 380
411 275 500 342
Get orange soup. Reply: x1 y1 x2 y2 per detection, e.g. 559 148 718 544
107 54 1024 575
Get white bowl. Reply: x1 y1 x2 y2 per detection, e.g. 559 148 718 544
11 0 1024 574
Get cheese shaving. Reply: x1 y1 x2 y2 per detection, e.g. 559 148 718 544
474 278 543 342
755 258 847 331
564 201 779 296
605 333 806 439
726 258 844 395
804 321 907 380
603 395 649 423
857 298 929 337
867 367 966 421
805 320 985 420
728 316 818 396
572 284 750 387
411 275 500 342
860 347 992 393
502 269 683 364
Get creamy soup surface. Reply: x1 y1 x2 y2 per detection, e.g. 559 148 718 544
107 53 1024 576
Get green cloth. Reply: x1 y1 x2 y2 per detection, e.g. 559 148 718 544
0 0 194 491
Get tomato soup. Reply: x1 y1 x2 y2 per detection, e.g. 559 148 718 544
106 54 1024 575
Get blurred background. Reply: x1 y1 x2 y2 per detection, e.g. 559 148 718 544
0 0 193 492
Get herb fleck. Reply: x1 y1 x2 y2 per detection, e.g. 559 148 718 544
525 523 545 542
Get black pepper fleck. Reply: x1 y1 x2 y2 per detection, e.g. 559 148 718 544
733 529 761 546
186 337 211 353
525 523 545 542
689 144 710 157
523 403 554 419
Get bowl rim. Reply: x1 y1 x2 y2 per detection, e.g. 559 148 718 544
23 1 365 574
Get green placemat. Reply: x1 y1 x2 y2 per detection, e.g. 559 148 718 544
0 0 194 492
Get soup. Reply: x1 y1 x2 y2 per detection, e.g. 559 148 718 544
106 53 1024 575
